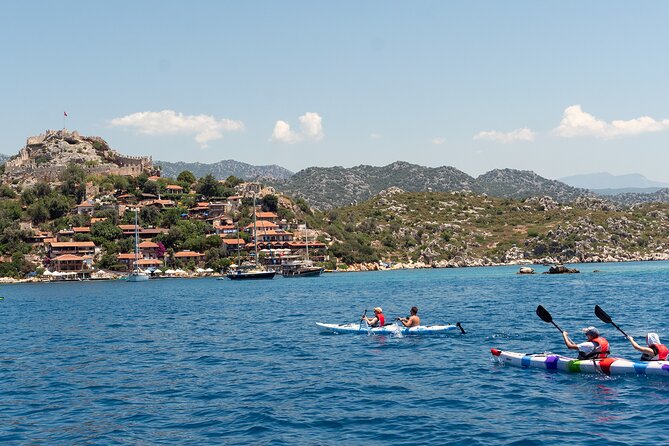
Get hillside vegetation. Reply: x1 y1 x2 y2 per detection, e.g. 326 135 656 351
311 188 669 268
273 162 590 209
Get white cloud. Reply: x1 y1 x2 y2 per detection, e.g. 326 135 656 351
271 112 324 144
110 109 244 148
473 128 535 143
431 137 446 145
554 105 669 138
370 133 383 140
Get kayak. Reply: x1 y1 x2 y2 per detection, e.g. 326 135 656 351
317 322 463 335
491 348 669 377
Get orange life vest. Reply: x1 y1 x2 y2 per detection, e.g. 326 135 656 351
580 336 609 359
643 343 669 361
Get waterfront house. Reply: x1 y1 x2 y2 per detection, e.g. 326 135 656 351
174 250 206 266
48 241 96 257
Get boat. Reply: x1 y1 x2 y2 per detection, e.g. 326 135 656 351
127 209 149 282
227 265 277 280
282 223 323 277
490 349 669 377
226 194 276 280
317 321 464 335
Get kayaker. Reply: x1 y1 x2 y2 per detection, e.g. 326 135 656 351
398 306 420 328
627 333 668 361
361 307 385 327
562 326 610 359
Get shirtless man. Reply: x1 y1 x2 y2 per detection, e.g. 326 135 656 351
398 306 420 327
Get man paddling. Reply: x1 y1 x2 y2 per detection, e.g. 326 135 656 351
398 306 420 328
562 326 610 360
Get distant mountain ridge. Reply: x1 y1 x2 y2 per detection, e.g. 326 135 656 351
270 162 591 209
559 172 669 189
156 159 293 181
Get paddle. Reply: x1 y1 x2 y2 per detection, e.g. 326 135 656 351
359 309 367 330
594 305 629 339
456 322 466 334
536 305 563 333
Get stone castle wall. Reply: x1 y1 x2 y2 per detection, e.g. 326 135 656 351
3 129 153 186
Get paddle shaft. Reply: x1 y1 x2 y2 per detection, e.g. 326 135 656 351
607 320 629 339
594 305 629 339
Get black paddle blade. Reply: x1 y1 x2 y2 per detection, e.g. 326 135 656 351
594 305 612 324
456 322 466 334
536 305 553 323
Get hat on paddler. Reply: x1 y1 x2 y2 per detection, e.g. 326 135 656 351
582 326 599 337
373 307 383 313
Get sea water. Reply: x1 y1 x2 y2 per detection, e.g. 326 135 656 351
1 262 668 445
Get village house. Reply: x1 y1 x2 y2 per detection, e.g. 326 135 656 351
165 184 184 194
48 241 96 257
173 250 205 266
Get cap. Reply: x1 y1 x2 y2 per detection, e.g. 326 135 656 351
373 307 383 313
581 326 599 337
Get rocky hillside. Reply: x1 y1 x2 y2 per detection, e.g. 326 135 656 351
605 188 669 207
273 162 588 209
314 190 669 268
474 169 591 201
157 159 293 181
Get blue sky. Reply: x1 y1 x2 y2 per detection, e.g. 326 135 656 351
2 1 669 181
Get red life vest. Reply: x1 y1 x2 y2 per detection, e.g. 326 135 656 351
645 343 669 361
378 313 385 326
590 337 609 359
580 337 609 359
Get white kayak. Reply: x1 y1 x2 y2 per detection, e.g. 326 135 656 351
317 321 464 335
491 348 669 377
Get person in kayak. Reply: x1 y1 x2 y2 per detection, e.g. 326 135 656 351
627 333 668 361
361 307 385 327
562 326 609 359
398 306 420 328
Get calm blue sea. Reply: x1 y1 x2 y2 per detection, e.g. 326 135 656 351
1 262 668 445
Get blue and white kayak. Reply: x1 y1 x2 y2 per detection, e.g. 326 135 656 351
317 322 463 335
491 349 669 377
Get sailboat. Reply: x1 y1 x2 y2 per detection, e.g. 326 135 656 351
127 209 149 282
282 223 324 277
226 194 276 280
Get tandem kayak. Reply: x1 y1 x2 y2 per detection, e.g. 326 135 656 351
491 349 669 377
317 322 464 335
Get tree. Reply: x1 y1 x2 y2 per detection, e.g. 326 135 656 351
223 175 243 188
177 170 196 184
261 194 279 212
91 219 123 241
197 173 221 198
59 164 86 201
28 201 50 224
46 195 73 219
140 206 161 227
143 180 159 195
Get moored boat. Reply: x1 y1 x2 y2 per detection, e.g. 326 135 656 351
491 349 669 377
227 265 276 280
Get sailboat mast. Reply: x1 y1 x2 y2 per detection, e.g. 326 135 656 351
134 209 139 271
305 223 309 261
253 193 258 266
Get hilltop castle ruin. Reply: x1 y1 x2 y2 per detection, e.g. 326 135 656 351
2 129 154 186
